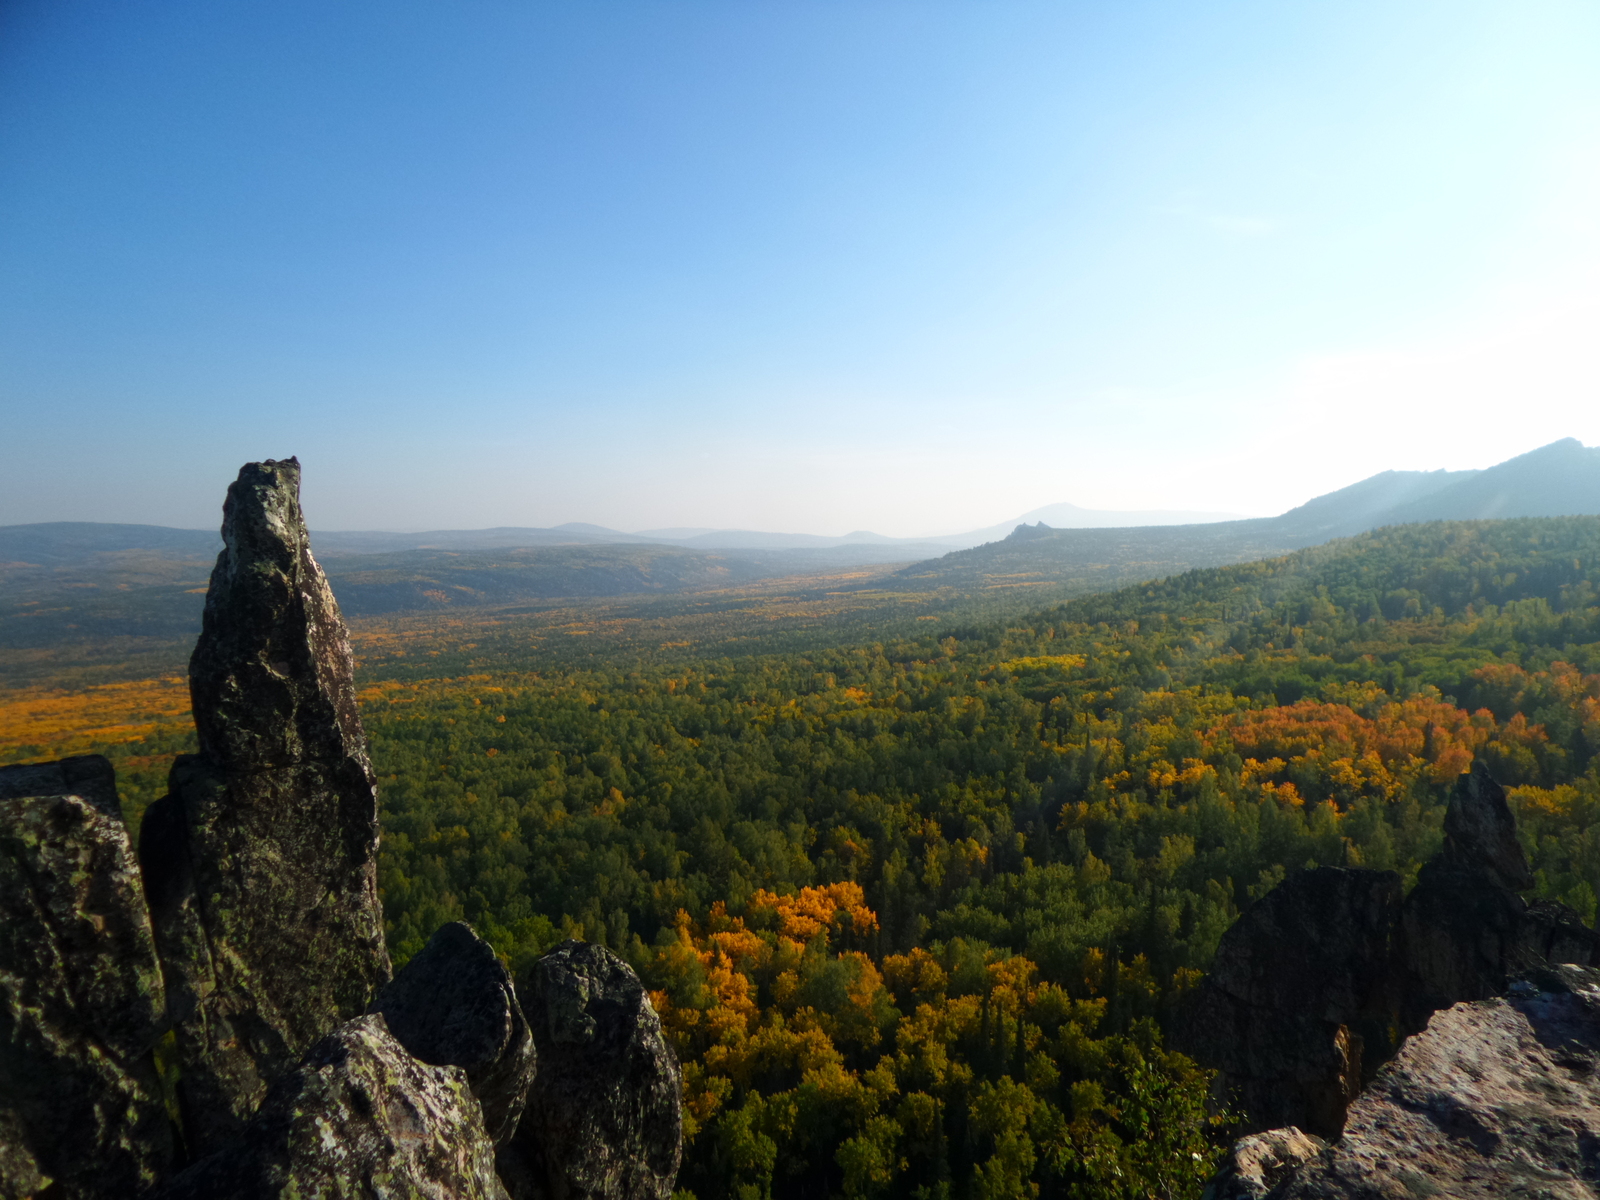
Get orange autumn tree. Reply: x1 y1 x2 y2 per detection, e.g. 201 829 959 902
645 888 1222 1200
1204 694 1504 805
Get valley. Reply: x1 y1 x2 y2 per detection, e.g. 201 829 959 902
10 441 1600 1198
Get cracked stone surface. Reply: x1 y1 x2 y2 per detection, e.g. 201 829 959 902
1202 1127 1326 1200
1177 867 1406 1138
1273 964 1600 1199
0 755 173 1199
502 941 682 1200
158 1013 508 1200
138 458 391 1154
371 921 536 1145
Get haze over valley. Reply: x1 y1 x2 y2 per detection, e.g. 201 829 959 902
7 438 1600 690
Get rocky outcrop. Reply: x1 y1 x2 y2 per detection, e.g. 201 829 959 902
0 755 173 1198
1401 760 1600 1029
159 1013 508 1200
1195 761 1600 1197
1176 867 1406 1137
1271 964 1600 1199
138 457 392 1152
1202 1127 1325 1200
1184 762 1600 1142
372 921 536 1145
5 459 686 1199
502 941 682 1200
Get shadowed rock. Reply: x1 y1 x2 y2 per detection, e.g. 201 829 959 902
1402 761 1600 1030
138 458 391 1153
1271 966 1600 1199
1176 867 1406 1138
0 755 173 1198
371 921 536 1144
1438 757 1534 889
159 1013 508 1200
502 941 681 1200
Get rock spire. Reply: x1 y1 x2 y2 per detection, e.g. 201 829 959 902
138 457 392 1152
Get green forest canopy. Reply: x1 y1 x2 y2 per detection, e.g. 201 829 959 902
21 516 1600 1199
366 517 1600 1200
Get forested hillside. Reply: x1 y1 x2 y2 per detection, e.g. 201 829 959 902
11 516 1600 1198
903 438 1600 597
361 517 1600 1200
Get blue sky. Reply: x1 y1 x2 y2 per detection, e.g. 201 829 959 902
3 1 1598 535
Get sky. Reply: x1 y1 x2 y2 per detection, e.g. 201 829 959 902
2 0 1598 537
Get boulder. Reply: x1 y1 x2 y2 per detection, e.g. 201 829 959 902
1175 867 1406 1138
1201 1127 1325 1200
159 1013 508 1200
0 755 173 1198
139 458 391 1152
1271 965 1600 1199
502 941 682 1200
371 921 536 1144
1401 762 1600 1031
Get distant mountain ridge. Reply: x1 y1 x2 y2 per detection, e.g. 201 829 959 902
901 439 1600 593
0 507 1249 560
5 439 1596 576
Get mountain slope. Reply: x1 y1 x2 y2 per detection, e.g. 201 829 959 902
1271 467 1477 538
1381 438 1600 525
900 440 1600 591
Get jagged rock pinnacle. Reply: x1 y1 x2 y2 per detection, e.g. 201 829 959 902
188 457 369 772
139 458 391 1154
1438 758 1534 891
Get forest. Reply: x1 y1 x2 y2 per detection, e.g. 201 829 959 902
371 516 1600 1199
11 516 1600 1198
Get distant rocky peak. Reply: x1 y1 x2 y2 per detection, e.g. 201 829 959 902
1004 521 1055 542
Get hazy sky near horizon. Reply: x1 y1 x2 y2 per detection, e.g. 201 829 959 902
3 1 1599 536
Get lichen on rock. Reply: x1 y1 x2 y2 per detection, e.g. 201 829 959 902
371 921 536 1145
0 755 173 1199
138 458 391 1154
503 940 682 1200
159 1013 509 1200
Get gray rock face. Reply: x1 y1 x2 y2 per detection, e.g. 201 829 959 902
0 755 173 1198
1272 965 1600 1199
1402 762 1600 1030
159 1013 509 1200
1176 867 1406 1138
1187 763 1600 1151
1202 1127 1325 1200
138 458 391 1153
1438 758 1534 889
503 941 682 1200
372 921 536 1144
